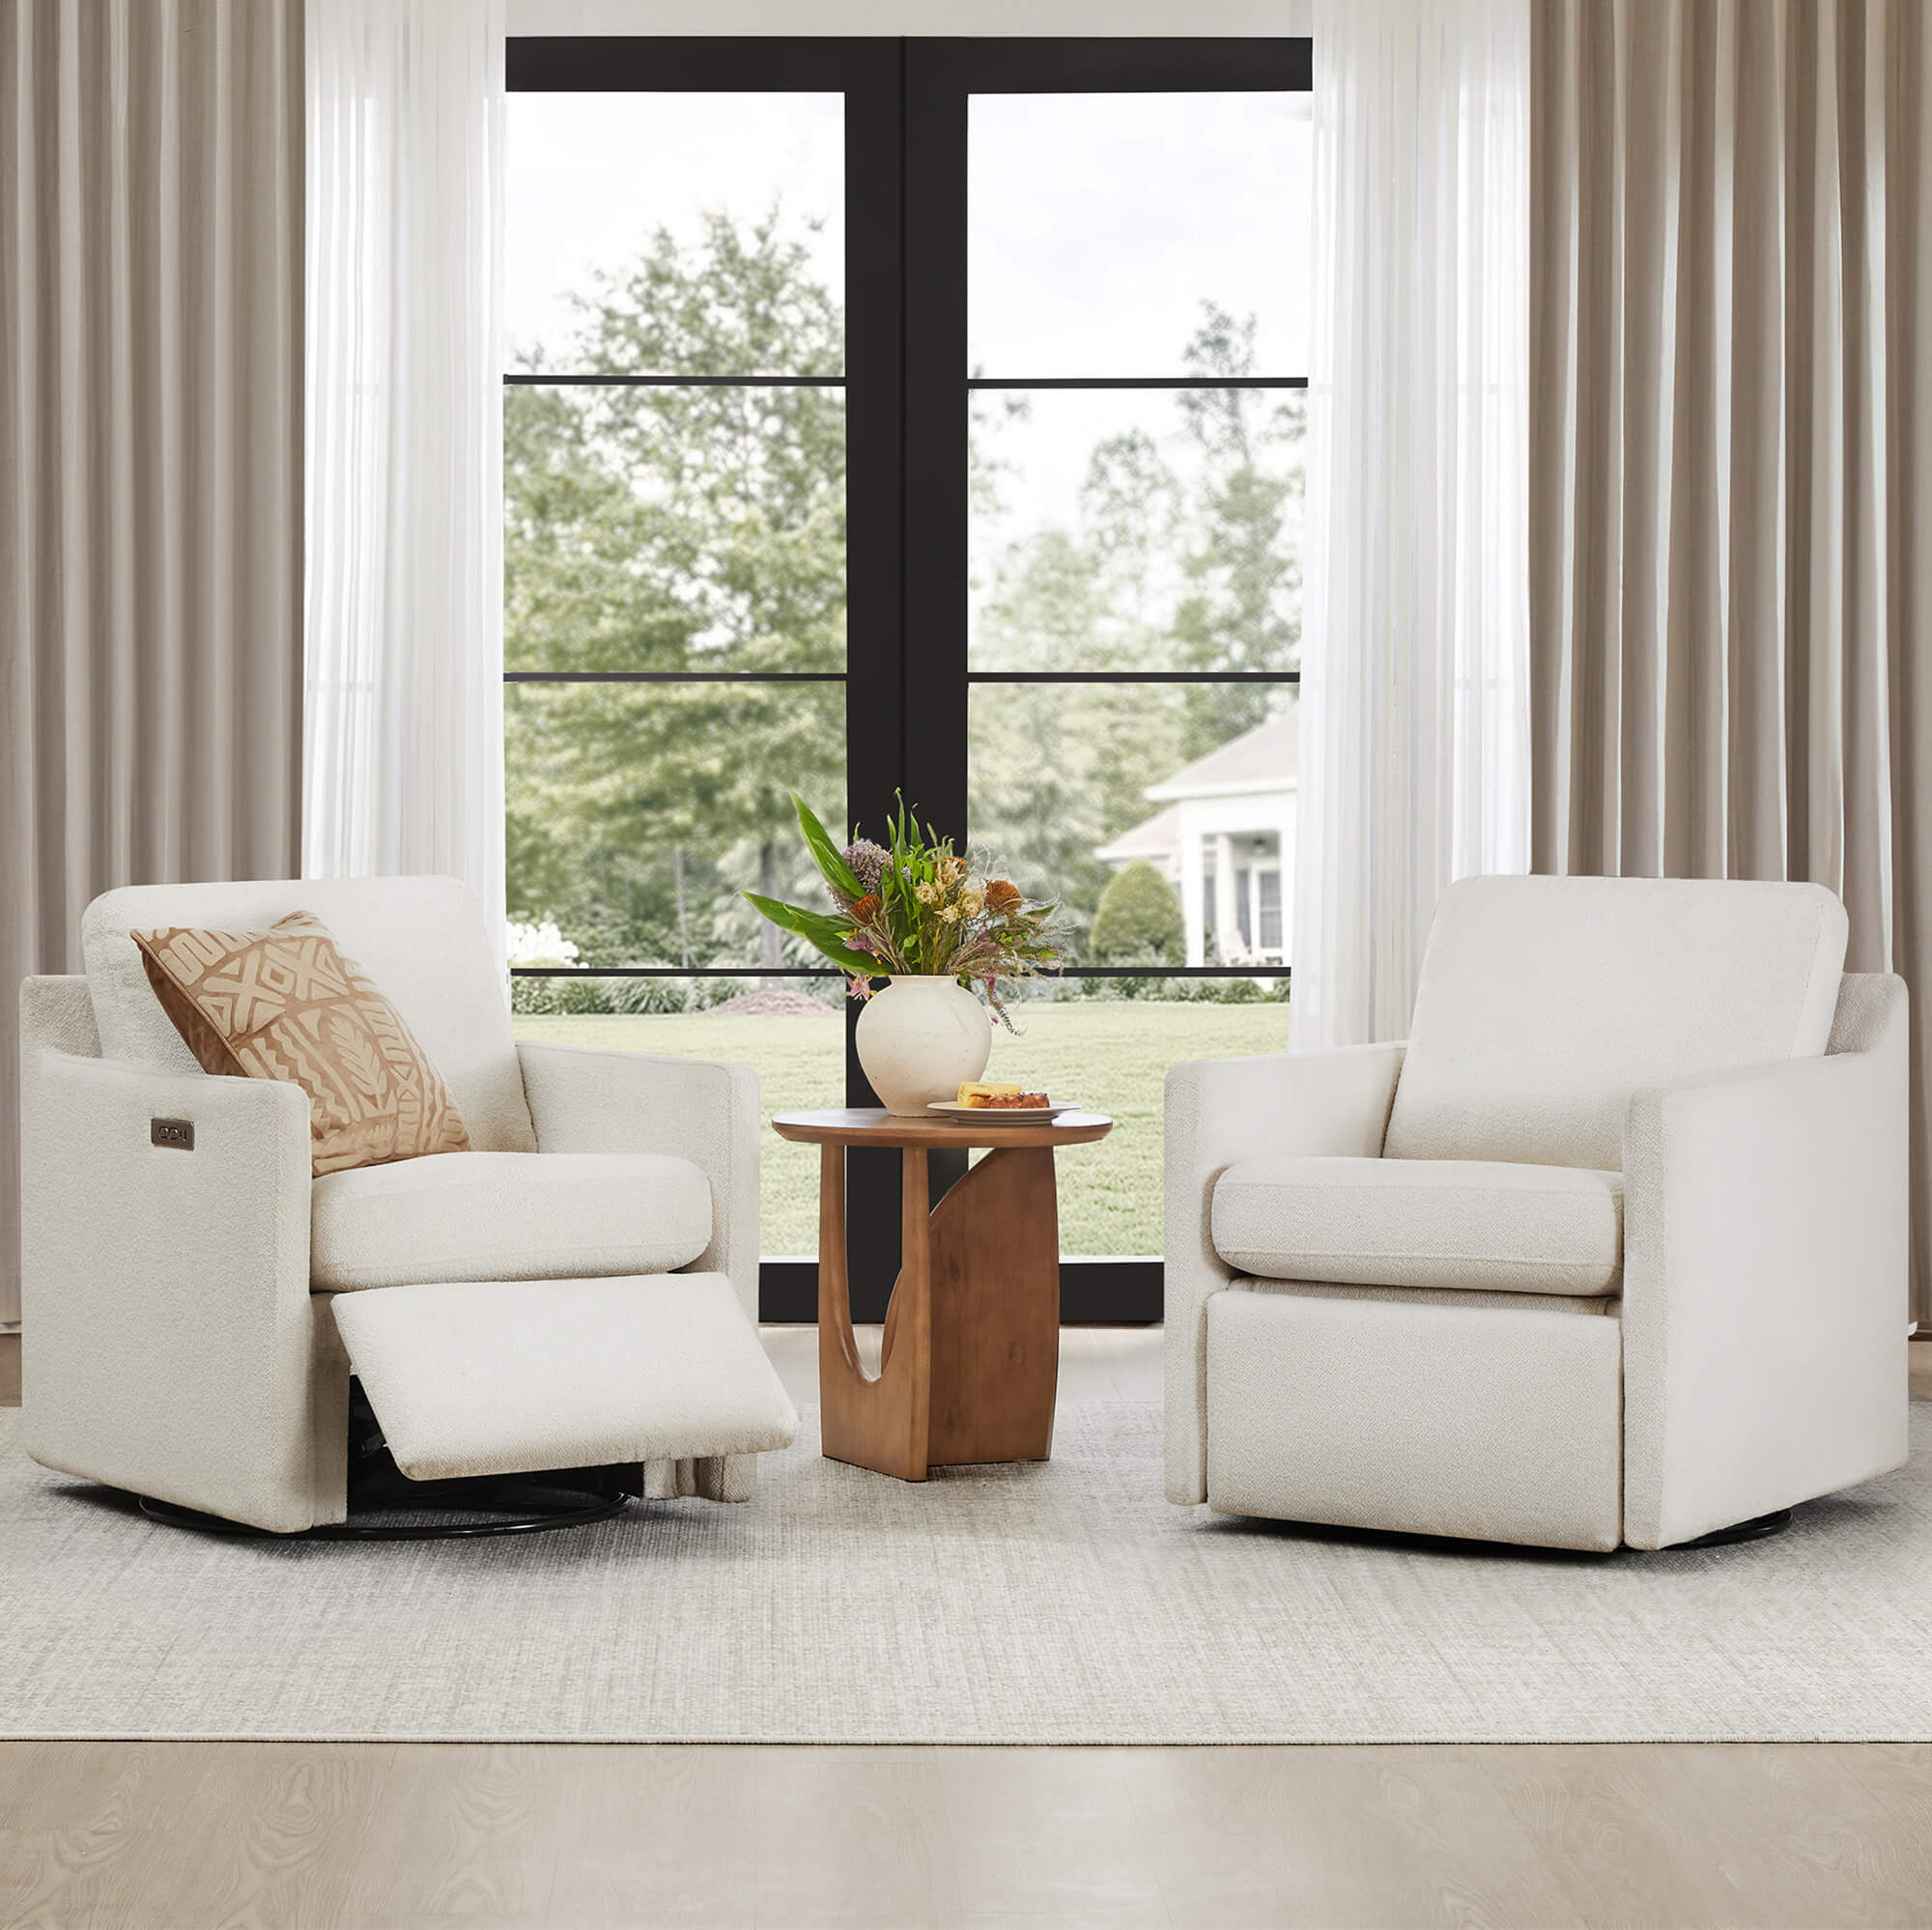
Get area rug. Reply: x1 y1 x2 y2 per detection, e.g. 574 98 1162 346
4 1403 1930 1744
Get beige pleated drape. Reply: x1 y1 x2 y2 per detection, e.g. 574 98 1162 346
1530 0 1932 1320
0 0 305 1324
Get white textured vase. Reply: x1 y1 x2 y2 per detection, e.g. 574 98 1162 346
856 974 993 1117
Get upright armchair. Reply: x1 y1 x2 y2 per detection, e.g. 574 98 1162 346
1165 875 1910 1552
19 875 797 1535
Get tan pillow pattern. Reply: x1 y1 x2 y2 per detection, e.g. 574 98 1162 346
131 911 471 1175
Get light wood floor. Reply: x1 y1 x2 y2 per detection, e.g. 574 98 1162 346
4 1329 1931 1930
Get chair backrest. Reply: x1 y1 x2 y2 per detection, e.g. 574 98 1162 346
1381 874 1848 1172
79 875 536 1154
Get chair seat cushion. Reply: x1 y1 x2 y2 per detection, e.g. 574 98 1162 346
311 1150 711 1291
328 1272 800 1481
1236 1277 1618 1316
1211 1154 1624 1295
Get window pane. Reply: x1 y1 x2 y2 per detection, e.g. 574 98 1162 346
510 981 844 1257
507 681 846 968
973 979 1291 1257
970 386 1302 672
507 93 843 375
968 92 1310 379
970 685 1296 968
505 383 846 673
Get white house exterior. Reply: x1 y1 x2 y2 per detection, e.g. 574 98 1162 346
1094 708 1297 969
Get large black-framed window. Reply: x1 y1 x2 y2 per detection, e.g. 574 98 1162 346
506 36 1311 1322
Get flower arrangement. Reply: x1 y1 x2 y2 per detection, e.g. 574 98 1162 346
744 794 1066 1028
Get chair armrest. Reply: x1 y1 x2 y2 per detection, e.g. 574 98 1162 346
1162 1041 1406 1503
1620 975 1911 1548
515 1042 760 1323
19 1045 318 1532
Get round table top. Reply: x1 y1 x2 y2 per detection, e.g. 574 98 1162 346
770 1106 1114 1150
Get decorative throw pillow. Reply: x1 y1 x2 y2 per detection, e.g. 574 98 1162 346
131 911 471 1176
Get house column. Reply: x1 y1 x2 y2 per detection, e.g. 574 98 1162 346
1213 834 1238 961
1179 830 1207 967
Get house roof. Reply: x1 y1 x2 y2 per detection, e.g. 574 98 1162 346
1145 707 1299 803
1094 803 1181 866
1096 708 1300 866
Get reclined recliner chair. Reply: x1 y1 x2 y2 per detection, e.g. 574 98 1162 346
1165 874 1910 1552
19 875 798 1535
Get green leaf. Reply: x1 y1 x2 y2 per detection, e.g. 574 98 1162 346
791 793 863 901
740 892 879 976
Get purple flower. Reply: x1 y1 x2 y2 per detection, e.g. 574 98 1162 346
841 839 889 895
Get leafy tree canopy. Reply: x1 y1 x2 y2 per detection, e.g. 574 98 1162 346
505 212 845 972
506 214 1303 978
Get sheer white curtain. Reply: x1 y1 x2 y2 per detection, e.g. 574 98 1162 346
303 0 508 975
1291 0 1532 1049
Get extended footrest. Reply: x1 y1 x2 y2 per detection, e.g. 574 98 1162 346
328 1271 798 1482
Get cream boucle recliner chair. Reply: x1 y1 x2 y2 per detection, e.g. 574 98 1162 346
19 876 797 1535
1166 875 1910 1552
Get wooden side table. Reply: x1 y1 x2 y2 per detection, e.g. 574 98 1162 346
770 1107 1114 1481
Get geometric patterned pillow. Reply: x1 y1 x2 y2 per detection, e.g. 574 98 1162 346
131 911 471 1176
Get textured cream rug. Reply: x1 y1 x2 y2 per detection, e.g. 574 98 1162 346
4 1403 1930 1744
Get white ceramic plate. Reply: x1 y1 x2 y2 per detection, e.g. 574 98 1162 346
925 1099 1077 1123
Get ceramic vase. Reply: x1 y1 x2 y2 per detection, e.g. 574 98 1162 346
855 974 993 1116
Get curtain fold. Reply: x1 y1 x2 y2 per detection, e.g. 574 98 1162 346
302 0 507 974
0 0 304 1326
1291 0 1534 1051
1530 0 1932 1320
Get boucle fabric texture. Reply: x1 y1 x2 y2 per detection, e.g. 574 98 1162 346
1212 1154 1623 1294
19 966 772 1534
329 1272 798 1481
1383 874 1848 1171
83 876 537 1155
1207 1288 1624 1550
132 911 469 1175
1162 1041 1407 1509
1240 1278 1615 1315
310 1150 711 1291
4 1399 1931 1743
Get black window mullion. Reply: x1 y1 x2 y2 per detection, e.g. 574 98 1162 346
965 671 1300 686
966 376 1307 390
900 43 970 852
504 672 846 684
513 967 839 979
506 374 844 387
839 41 917 1318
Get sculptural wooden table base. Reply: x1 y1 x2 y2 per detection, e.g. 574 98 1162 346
770 1108 1114 1481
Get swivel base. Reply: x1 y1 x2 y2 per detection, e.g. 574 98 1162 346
1671 1508 1792 1550
139 1476 626 1541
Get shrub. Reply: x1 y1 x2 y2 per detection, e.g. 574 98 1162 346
510 969 694 1016
1089 862 1186 967
610 976 689 1015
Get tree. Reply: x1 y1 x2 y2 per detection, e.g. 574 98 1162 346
503 211 847 978
1090 861 1186 965
506 226 1303 983
966 299 1302 946
1171 305 1305 759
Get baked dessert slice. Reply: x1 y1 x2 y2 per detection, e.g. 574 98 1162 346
957 1081 1020 1105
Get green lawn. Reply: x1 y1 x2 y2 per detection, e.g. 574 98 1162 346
512 1000 1287 1257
